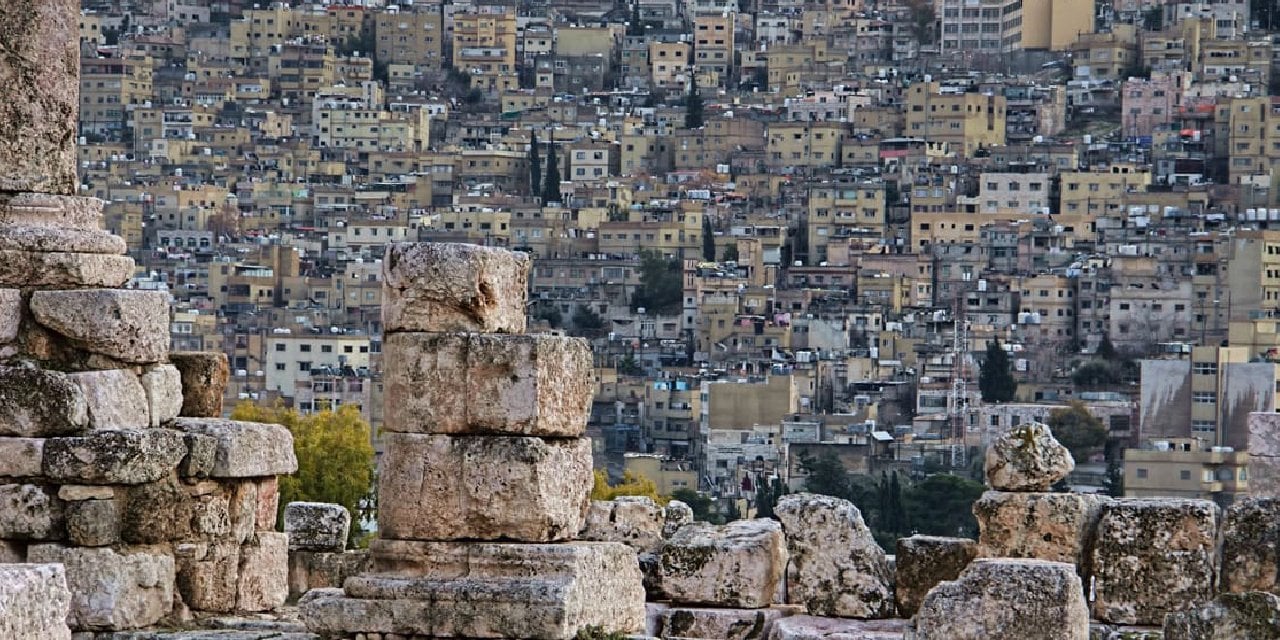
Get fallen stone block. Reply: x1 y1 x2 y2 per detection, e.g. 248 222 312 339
0 226 126 254
895 535 977 618
0 484 63 540
914 558 1088 640
43 429 187 485
774 493 893 618
766 615 909 640
1221 497 1280 593
657 519 788 609
0 437 45 478
973 491 1106 566
27 544 175 631
580 496 665 551
237 532 289 612
171 418 298 478
140 365 183 427
665 500 695 537
368 540 642 581
378 433 591 542
0 288 18 343
381 242 530 333
384 332 592 436
984 422 1075 491
1164 591 1280 640
0 563 72 640
0 366 88 436
284 502 350 552
0 251 134 288
660 606 790 640
29 290 169 363
170 351 229 418
287 549 370 601
1091 498 1219 625
68 368 150 430
65 496 119 547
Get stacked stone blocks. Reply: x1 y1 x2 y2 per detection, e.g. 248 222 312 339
301 243 645 639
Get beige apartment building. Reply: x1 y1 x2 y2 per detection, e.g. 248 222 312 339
453 6 518 95
904 82 1006 158
1125 438 1248 505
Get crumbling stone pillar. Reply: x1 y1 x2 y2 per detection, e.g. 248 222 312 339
300 242 646 639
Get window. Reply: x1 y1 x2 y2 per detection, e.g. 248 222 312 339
1192 420 1216 433
1180 470 1192 481
275 344 286 352
1193 392 1216 404
1193 362 1218 375
1136 468 1148 479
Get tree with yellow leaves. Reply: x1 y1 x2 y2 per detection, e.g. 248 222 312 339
232 402 376 547
590 470 667 504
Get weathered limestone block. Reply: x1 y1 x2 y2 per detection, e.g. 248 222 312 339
68 369 150 430
304 542 645 638
660 607 790 640
175 541 239 613
657 520 788 608
140 365 183 427
43 428 187 485
256 477 279 532
665 500 695 537
120 476 195 544
0 563 72 640
774 493 893 618
0 484 63 540
179 432 217 479
384 332 592 436
27 544 175 631
1249 412 1280 496
0 541 22 563
0 289 18 343
172 418 298 478
382 242 530 333
284 502 350 552
0 251 134 288
0 226 125 254
914 559 1089 640
190 489 231 539
1163 591 1280 640
0 437 45 478
288 549 370 601
228 480 259 544
0 1 80 194
895 535 978 618
0 366 88 436
29 290 168 363
1220 497 1280 594
0 194 102 229
378 433 591 542
1091 499 1219 625
170 351 229 418
985 422 1075 491
581 496 664 550
65 497 119 547
57 485 113 501
767 615 909 640
237 533 289 612
973 491 1106 566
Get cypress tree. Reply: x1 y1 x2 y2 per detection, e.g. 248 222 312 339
542 142 561 203
685 72 704 129
979 339 1018 403
529 132 542 197
702 215 716 261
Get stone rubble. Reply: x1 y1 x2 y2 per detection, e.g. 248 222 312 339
1219 496 1280 593
774 493 894 618
1163 591 1280 640
0 563 73 640
984 422 1075 491
285 502 352 552
914 558 1090 640
656 519 789 609
973 491 1106 566
894 535 977 618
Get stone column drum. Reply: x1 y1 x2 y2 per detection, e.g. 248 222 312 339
301 243 646 639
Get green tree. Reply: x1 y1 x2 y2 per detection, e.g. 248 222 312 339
573 306 605 334
632 250 683 315
799 451 852 500
902 474 985 538
685 73 704 129
542 143 562 203
1047 401 1108 462
231 402 375 547
534 304 562 328
1072 361 1123 387
591 470 667 503
1096 335 1118 360
702 216 716 261
754 475 787 519
721 243 738 262
671 488 716 522
628 2 646 36
978 339 1017 403
1102 456 1125 497
529 132 542 197
617 353 643 376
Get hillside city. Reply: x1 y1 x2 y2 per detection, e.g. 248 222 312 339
74 0 1280 523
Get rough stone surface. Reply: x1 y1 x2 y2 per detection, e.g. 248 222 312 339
914 559 1089 640
179 433 217 479
581 496 665 551
384 332 593 436
28 544 175 631
1220 497 1280 594
175 541 239 613
382 242 530 333
0 563 72 640
1249 412 1280 496
973 491 1106 566
665 500 695 537
895 535 978 618
0 484 63 540
0 437 45 478
43 428 187 485
660 607 788 640
120 476 195 544
1163 591 1280 640
984 422 1075 491
0 2 80 194
378 433 591 542
237 533 289 612
767 616 909 640
0 366 88 436
140 365 183 427
170 352 229 418
1090 498 1219 625
287 549 370 601
172 418 298 478
65 497 119 547
0 194 102 229
0 226 126 254
68 369 150 430
657 519 788 608
29 290 169 363
0 251 134 288
0 288 18 343
58 485 113 501
284 502 350 552
773 493 893 618
256 477 279 532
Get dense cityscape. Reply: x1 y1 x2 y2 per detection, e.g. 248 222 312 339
73 0 1280 525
